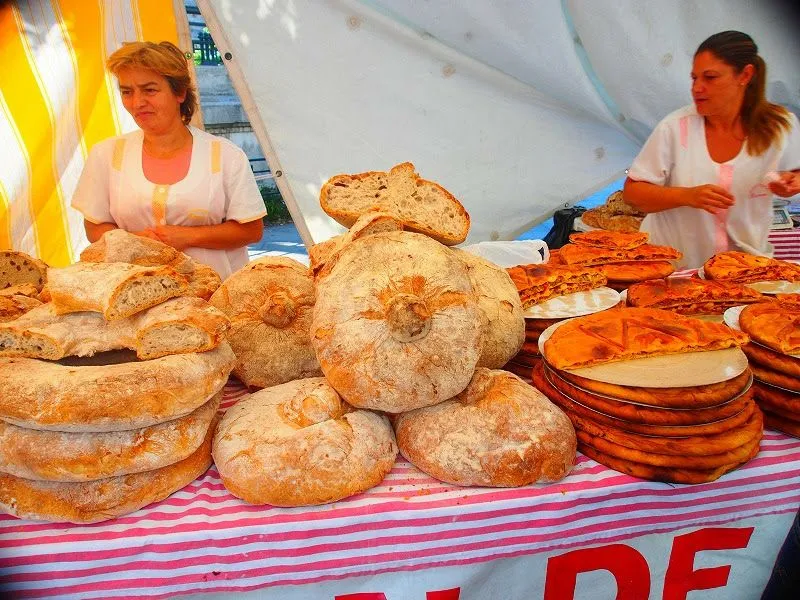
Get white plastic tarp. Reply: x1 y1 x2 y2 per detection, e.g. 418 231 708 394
198 0 800 247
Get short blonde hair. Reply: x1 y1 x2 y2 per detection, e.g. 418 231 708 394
107 41 197 125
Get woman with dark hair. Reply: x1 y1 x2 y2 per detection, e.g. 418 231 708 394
71 41 265 279
624 31 800 269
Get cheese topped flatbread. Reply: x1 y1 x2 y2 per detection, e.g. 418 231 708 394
543 307 749 370
506 263 606 308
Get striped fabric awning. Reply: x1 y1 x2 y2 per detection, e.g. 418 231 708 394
0 0 184 266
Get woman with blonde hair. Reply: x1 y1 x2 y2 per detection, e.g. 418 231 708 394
72 41 265 279
624 31 800 269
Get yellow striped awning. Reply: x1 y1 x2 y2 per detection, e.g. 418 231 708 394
0 0 185 266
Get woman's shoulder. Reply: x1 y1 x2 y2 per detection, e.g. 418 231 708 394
657 105 700 128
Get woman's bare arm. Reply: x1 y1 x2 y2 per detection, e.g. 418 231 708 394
623 178 735 215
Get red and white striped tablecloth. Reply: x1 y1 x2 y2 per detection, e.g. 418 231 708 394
1 379 799 599
769 228 800 260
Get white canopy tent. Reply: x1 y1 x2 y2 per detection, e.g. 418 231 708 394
197 0 800 247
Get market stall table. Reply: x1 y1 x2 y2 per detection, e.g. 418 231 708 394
2 263 800 599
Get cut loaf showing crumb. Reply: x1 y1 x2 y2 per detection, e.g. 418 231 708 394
0 251 48 290
311 212 405 279
0 297 229 360
46 262 187 320
0 295 43 323
319 162 470 245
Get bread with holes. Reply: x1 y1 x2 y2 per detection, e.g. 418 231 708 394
320 162 470 245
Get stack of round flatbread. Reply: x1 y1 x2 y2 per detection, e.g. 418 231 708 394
534 307 762 484
0 262 236 523
739 300 800 438
504 317 562 379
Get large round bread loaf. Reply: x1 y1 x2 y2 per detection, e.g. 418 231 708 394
0 343 235 431
213 378 397 506
455 250 525 369
0 393 220 481
395 368 576 486
312 231 483 413
209 257 321 389
0 420 214 523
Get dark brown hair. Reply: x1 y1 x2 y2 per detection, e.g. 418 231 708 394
696 31 790 156
107 41 197 125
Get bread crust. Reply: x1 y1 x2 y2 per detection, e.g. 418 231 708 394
0 394 219 481
534 363 756 437
557 365 752 408
627 278 764 314
742 342 800 378
0 343 235 431
569 231 648 250
740 302 800 355
543 307 749 370
579 441 758 484
213 378 397 506
752 382 799 417
704 251 800 283
595 261 676 283
0 297 230 360
0 419 214 523
762 410 800 438
312 231 483 413
456 250 525 368
535 362 752 425
47 263 188 320
750 363 800 393
559 243 681 266
210 256 321 389
395 368 576 486
319 162 470 245
506 263 607 307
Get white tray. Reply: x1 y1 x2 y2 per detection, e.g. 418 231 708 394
524 287 620 319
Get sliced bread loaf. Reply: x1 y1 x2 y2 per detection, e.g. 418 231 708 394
46 262 187 320
319 162 470 245
0 251 48 290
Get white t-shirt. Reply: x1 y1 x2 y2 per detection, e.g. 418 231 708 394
72 126 267 279
628 105 800 269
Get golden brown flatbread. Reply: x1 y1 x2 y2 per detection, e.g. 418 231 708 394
554 365 751 409
704 251 800 284
752 382 799 418
534 362 752 425
578 439 758 483
581 210 644 233
543 307 749 370
740 301 800 355
627 277 764 314
576 427 760 470
596 261 676 283
559 243 681 267
535 364 755 437
569 231 648 250
762 410 800 438
742 343 800 378
506 264 607 307
751 364 800 393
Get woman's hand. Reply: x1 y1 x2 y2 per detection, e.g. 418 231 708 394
768 171 800 198
133 229 161 242
680 184 735 214
148 225 198 251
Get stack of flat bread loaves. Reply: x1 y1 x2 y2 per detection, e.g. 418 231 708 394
213 162 575 504
0 261 236 523
739 297 800 438
534 307 762 484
